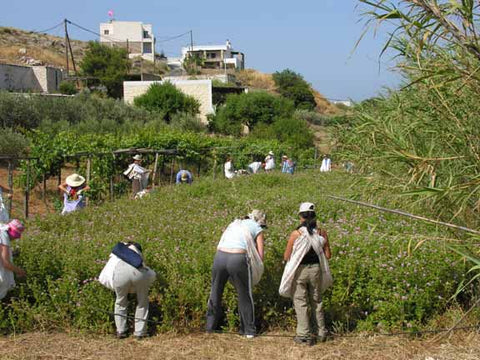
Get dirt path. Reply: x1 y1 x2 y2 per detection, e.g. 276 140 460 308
1 332 479 360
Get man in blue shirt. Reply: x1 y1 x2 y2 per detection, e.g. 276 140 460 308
175 170 193 184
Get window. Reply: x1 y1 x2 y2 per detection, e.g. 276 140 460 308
143 42 152 54
104 29 110 35
143 30 149 38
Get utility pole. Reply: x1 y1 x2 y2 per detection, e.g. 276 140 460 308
64 19 69 77
65 20 79 86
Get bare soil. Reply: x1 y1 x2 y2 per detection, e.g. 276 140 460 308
0 331 479 360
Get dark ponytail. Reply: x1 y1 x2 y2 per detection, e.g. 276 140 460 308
297 211 317 235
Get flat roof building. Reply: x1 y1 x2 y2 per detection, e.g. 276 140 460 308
100 21 155 62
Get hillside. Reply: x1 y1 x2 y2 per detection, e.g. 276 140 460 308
0 26 88 68
236 69 339 115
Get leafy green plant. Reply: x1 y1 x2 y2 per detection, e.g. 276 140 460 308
58 81 78 95
210 91 295 135
0 171 469 334
79 41 131 98
272 69 316 111
133 82 200 123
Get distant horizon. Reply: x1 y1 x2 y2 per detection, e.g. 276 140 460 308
0 0 401 101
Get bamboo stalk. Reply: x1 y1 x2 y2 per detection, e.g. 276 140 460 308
326 195 480 235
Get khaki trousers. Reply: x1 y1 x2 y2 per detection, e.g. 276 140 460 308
292 264 326 337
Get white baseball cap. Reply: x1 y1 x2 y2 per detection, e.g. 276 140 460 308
298 202 315 213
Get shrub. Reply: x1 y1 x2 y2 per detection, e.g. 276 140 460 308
0 128 30 157
210 91 295 135
58 81 78 95
169 112 206 133
133 82 200 123
272 69 316 110
250 117 314 149
79 42 131 99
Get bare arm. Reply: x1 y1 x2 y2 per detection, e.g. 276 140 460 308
256 232 264 261
77 185 91 194
0 185 12 198
319 229 331 259
284 230 300 261
0 244 26 277
58 183 69 194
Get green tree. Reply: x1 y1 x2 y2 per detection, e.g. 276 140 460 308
272 69 317 110
79 42 130 98
210 91 295 135
133 82 200 122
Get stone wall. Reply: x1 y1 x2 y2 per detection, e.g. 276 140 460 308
0 63 63 92
123 79 214 124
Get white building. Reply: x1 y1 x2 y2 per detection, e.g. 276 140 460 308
99 21 155 62
181 40 245 70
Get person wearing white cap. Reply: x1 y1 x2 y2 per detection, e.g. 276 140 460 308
320 154 331 172
59 174 90 215
0 219 26 299
123 155 151 198
206 210 266 338
280 202 332 345
264 151 275 172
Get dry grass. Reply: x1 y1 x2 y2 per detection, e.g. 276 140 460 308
236 69 277 91
0 45 65 67
0 331 479 360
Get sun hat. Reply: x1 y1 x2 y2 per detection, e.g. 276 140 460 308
299 202 315 214
65 174 86 188
7 219 25 239
282 155 288 159
268 151 274 156
248 209 267 227
133 154 143 161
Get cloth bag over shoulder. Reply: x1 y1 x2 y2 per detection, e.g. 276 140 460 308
279 228 333 298
98 242 144 291
239 221 264 286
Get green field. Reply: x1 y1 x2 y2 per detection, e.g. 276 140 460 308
1 170 469 334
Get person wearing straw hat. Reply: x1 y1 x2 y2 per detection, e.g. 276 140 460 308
264 151 275 172
124 155 151 198
58 174 90 215
281 155 296 175
175 169 193 184
280 202 332 345
206 210 266 338
0 219 26 299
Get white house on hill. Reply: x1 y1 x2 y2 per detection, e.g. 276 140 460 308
100 21 155 62
181 40 245 70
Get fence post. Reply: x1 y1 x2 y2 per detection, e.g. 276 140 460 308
110 154 115 201
24 159 30 219
152 152 159 188
7 161 13 218
212 152 217 180
86 156 91 206
170 155 176 185
42 171 47 201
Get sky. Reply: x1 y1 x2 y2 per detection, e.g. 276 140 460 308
0 0 402 101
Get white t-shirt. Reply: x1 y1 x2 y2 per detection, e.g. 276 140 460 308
0 226 15 299
265 156 275 170
249 162 262 174
224 161 235 179
217 219 263 250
